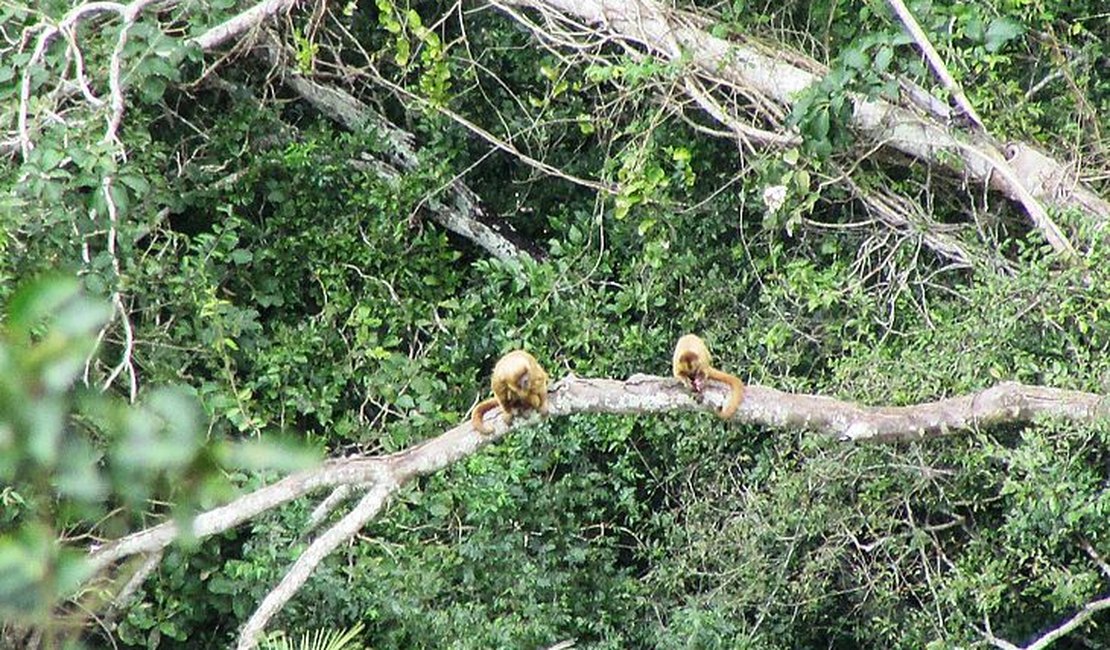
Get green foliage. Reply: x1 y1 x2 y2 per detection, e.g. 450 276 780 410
3 0 1108 647
0 279 203 630
373 0 453 105
262 623 366 650
0 277 320 645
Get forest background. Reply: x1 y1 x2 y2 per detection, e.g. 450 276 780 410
2 0 1109 648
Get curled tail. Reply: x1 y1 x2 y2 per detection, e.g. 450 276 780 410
706 368 744 419
471 398 499 433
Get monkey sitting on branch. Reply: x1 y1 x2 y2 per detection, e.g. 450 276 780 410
672 334 745 419
471 350 550 434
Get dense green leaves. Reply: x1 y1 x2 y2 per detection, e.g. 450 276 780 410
2 0 1109 647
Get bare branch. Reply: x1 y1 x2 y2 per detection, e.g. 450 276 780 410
195 3 612 198
496 0 1110 226
984 595 1110 650
955 141 1076 259
192 0 302 51
885 0 984 129
681 76 800 147
361 65 616 196
554 376 1106 443
841 172 977 268
18 2 124 158
17 0 162 157
236 480 395 650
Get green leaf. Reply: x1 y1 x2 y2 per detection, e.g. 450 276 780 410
394 36 411 66
7 277 80 337
842 47 867 70
985 17 1025 52
219 438 321 472
874 46 893 72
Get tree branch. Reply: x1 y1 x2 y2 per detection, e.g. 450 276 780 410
496 0 1110 230
554 376 1106 443
984 595 1110 650
236 480 396 650
885 0 984 129
191 0 302 51
90 376 1107 573
250 33 538 262
82 374 1107 641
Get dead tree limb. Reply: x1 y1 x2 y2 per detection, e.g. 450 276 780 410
555 376 1107 443
984 595 1110 650
496 0 1110 239
250 33 538 262
885 0 984 129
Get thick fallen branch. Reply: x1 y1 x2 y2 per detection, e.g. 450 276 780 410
497 0 1110 238
83 373 1108 647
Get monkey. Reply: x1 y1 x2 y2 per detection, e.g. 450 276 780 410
672 334 744 419
471 349 549 434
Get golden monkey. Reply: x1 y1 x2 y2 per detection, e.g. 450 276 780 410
471 350 549 434
672 334 744 419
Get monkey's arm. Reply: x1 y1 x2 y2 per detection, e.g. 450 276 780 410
705 368 745 419
528 390 549 413
471 397 500 434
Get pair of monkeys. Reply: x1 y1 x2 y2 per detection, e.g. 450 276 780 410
470 334 745 433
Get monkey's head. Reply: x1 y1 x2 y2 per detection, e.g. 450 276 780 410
513 370 531 392
493 350 542 400
676 352 707 392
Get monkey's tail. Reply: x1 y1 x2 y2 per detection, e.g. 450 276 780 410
471 398 499 433
707 368 744 419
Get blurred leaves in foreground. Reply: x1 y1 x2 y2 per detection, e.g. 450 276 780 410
0 277 318 640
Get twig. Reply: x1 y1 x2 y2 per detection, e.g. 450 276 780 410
984 595 1110 650
1080 538 1110 580
841 171 976 268
682 76 800 147
885 0 984 129
99 292 138 401
366 66 617 196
